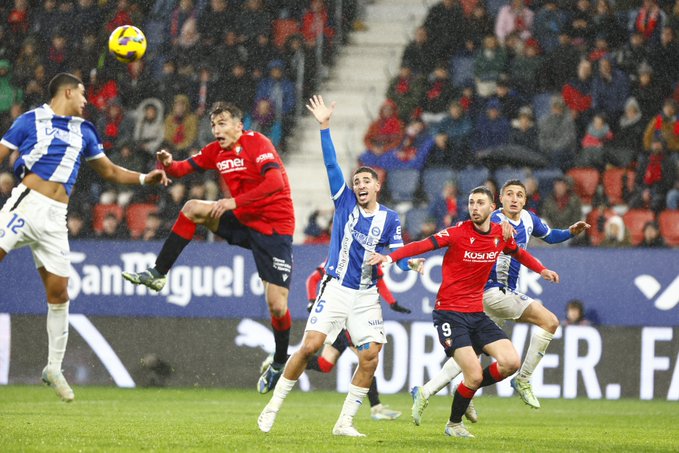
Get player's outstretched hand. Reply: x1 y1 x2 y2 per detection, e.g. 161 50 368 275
210 198 236 218
144 169 171 186
390 301 412 314
540 269 560 283
306 95 336 126
408 258 425 274
569 220 591 236
368 252 388 265
156 149 173 167
500 220 516 241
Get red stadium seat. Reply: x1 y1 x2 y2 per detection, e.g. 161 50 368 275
658 210 679 246
566 167 600 205
93 204 124 234
273 19 300 48
603 168 635 205
622 209 655 246
586 207 616 246
125 203 159 239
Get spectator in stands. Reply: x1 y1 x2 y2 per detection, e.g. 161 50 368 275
538 95 577 171
244 99 283 148
473 34 508 98
97 213 129 240
615 32 648 81
429 100 472 169
533 0 567 55
213 30 248 75
198 0 234 51
45 31 72 77
599 215 631 247
168 0 197 50
301 0 335 65
141 212 170 241
541 176 583 231
7 0 30 43
666 176 679 209
0 171 14 208
591 58 630 127
223 62 257 115
97 98 135 152
117 60 154 109
631 63 664 124
563 59 594 137
643 99 679 153
247 32 281 80
561 299 591 326
607 97 644 168
509 38 543 97
238 0 273 44
567 0 595 49
648 26 679 94
576 113 613 170
164 94 198 156
386 64 424 123
73 0 102 37
158 182 187 230
428 181 461 230
0 60 22 125
22 63 47 110
134 98 165 157
31 0 64 47
592 0 625 49
67 211 93 240
303 209 332 244
632 139 675 212
540 32 580 92
464 3 494 50
284 34 317 101
510 106 539 153
421 63 455 126
491 79 522 121
109 142 147 175
423 0 465 58
401 26 437 77
255 59 296 146
523 175 542 214
364 99 404 157
630 0 667 47
472 98 511 153
638 221 667 247
86 68 119 119
13 38 41 87
495 0 534 45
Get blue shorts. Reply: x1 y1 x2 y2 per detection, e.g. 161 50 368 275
432 310 508 357
216 212 293 288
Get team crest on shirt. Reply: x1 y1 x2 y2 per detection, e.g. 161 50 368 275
494 237 500 247
470 237 475 244
371 226 381 236
235 146 242 154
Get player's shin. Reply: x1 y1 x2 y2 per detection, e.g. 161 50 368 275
450 382 476 423
518 327 553 381
338 384 369 423
423 357 462 398
46 301 69 370
479 362 504 387
155 213 197 275
271 310 292 365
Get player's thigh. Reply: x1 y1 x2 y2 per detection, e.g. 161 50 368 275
517 300 559 331
483 287 534 322
432 310 474 357
249 231 293 290
182 199 218 225
38 267 69 303
355 341 383 366
345 288 385 348
482 338 520 371
453 346 483 383
305 279 351 344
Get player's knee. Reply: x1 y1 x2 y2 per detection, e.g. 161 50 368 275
47 287 69 304
299 339 323 358
499 355 521 376
542 312 560 334
465 372 483 389
181 200 201 221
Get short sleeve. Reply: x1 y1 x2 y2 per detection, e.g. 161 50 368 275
1 114 31 149
530 211 551 238
250 132 279 175
81 121 105 160
333 182 354 209
432 226 455 247
188 146 212 170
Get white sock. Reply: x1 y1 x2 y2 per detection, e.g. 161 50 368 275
338 384 369 424
267 376 296 411
518 327 554 381
422 357 462 398
47 301 69 370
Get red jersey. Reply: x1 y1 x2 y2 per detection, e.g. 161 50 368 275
390 221 521 313
186 131 295 236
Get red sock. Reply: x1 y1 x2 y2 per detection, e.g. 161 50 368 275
171 212 196 240
457 382 476 399
318 357 334 373
489 362 502 381
271 309 291 331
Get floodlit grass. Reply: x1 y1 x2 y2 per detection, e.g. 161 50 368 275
1 386 677 452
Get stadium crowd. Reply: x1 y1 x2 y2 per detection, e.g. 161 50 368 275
306 0 679 248
0 0 677 247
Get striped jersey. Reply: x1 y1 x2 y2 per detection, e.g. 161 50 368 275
0 104 104 195
486 208 551 291
325 184 404 290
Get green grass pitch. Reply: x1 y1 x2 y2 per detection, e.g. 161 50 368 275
1 386 677 452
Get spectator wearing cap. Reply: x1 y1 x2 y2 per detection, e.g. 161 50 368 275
387 64 425 122
648 26 679 94
0 60 22 124
538 95 577 170
638 221 667 247
541 177 584 236
134 98 165 157
533 0 567 55
164 94 198 156
473 34 508 98
632 63 664 124
591 58 630 127
255 59 296 144
608 97 644 168
495 0 534 45
510 106 538 152
643 98 679 153
472 97 511 153
615 32 649 80
562 59 593 137
509 38 543 97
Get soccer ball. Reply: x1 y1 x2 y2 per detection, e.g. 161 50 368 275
108 25 147 64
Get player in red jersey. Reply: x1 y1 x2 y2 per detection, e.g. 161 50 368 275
300 259 410 420
369 186 560 438
122 102 295 394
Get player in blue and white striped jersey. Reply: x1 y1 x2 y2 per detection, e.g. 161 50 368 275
0 73 169 402
259 96 423 437
411 178 590 423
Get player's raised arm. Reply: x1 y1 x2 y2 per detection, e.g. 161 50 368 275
306 95 345 196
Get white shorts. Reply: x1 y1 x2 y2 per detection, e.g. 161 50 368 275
483 286 535 326
306 277 386 347
0 184 70 277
